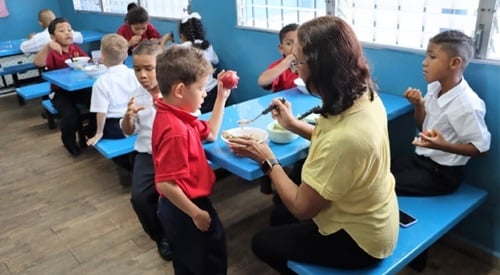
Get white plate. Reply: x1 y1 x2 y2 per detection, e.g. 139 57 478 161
64 57 90 69
82 64 107 77
221 127 268 144
294 78 309 95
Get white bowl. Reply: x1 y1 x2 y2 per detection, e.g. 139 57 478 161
294 78 310 95
64 56 90 69
267 121 298 144
81 64 107 77
221 127 268 144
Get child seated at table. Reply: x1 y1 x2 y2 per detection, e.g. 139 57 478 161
161 12 219 113
392 30 491 196
87 33 140 186
33 17 95 156
257 23 299 92
152 45 233 274
20 9 83 54
117 6 161 54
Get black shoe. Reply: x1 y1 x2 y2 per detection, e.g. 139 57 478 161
157 238 173 261
64 145 81 156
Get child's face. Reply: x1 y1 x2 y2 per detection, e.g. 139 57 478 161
133 54 157 91
278 30 297 56
51 22 74 47
422 42 454 83
181 74 209 113
130 23 148 36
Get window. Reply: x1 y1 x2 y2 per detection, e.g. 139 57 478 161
236 0 500 61
236 0 326 31
72 0 190 20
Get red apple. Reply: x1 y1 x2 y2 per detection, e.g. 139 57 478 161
221 70 239 89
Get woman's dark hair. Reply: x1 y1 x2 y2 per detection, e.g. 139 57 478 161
298 16 375 116
179 15 210 50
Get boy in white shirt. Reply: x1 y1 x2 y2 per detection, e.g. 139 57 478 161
88 33 140 185
20 9 83 54
393 30 491 196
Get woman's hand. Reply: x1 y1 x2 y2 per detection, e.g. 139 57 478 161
227 136 275 163
270 97 296 130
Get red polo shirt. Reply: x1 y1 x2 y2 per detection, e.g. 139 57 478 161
45 44 88 91
116 23 161 44
265 57 299 92
152 100 215 199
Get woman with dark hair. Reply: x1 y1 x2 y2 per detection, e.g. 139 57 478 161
227 16 399 273
161 12 219 114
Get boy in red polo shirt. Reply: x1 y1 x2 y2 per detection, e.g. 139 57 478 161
258 23 299 92
33 17 95 156
152 45 233 274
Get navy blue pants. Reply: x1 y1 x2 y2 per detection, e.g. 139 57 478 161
130 153 163 242
158 197 227 275
392 153 464 196
52 88 94 149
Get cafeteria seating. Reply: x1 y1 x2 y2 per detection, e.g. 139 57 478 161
287 183 487 275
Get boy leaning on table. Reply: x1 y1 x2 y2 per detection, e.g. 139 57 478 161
152 45 234 274
33 17 95 156
20 9 83 54
87 33 140 186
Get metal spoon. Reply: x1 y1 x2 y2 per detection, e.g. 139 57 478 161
238 97 286 126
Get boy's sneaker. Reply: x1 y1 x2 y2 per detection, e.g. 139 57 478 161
157 238 173 261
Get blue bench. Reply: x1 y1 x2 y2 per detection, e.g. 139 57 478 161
94 135 219 170
94 135 138 159
16 81 51 100
287 183 487 275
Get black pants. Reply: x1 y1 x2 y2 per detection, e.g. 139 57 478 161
52 88 95 149
392 153 465 196
158 197 227 275
130 153 163 243
252 219 380 274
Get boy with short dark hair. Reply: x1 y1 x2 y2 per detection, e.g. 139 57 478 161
116 6 161 54
258 23 299 92
152 45 233 274
33 17 94 156
392 30 491 196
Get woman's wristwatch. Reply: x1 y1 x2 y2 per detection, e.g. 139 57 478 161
261 158 281 175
